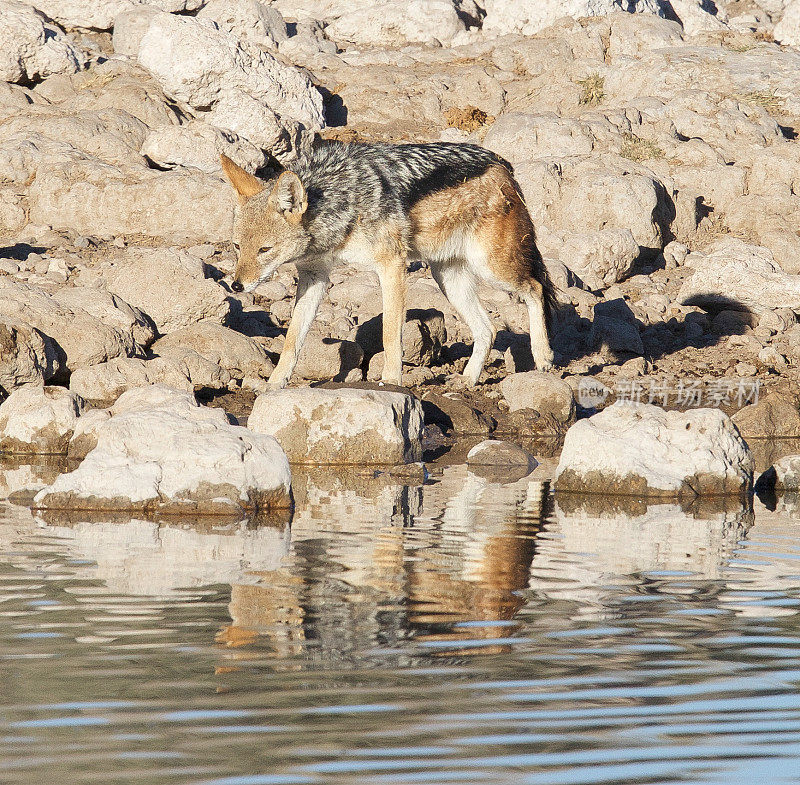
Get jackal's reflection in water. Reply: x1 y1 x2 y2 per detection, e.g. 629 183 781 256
5 460 756 662
219 465 546 660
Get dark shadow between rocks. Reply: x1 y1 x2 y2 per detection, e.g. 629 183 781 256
550 291 759 371
0 243 47 260
318 85 348 127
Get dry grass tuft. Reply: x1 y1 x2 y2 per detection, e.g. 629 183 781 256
619 132 664 162
444 106 495 133
577 73 605 106
737 89 785 115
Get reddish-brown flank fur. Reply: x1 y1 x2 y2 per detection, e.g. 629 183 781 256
410 164 541 286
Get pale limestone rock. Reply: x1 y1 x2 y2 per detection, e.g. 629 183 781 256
774 0 800 45
732 391 800 440
35 385 291 515
512 156 664 254
0 108 150 173
500 372 576 421
678 239 800 313
482 0 666 36
559 229 639 289
0 279 155 373
137 13 324 153
151 323 273 379
140 121 268 174
205 91 292 155
771 455 800 491
31 0 204 30
37 60 182 129
0 321 60 392
0 1 86 83
27 162 235 244
196 0 288 48
466 440 538 471
112 5 165 57
668 0 727 35
554 404 754 497
249 387 423 464
32 0 136 29
0 386 86 454
484 114 595 163
105 248 231 334
69 356 194 403
355 309 446 367
292 334 363 382
326 1 465 47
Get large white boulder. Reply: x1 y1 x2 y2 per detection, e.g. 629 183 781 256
554 404 754 497
0 1 86 83
326 1 465 47
0 386 86 454
34 386 292 516
137 13 324 153
482 0 666 36
678 238 800 314
249 387 424 465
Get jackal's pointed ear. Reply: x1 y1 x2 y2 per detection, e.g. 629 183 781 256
220 154 266 203
269 171 307 225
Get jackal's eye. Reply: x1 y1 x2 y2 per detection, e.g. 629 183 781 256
259 246 272 254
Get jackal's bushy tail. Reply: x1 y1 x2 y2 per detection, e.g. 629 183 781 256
532 241 558 330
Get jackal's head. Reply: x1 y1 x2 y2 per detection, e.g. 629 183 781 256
220 155 310 292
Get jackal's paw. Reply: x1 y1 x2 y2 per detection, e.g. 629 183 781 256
534 349 555 372
265 373 289 390
457 371 482 389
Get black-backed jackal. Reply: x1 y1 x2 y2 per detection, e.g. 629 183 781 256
221 140 555 387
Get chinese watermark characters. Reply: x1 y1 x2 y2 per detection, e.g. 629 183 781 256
577 377 760 410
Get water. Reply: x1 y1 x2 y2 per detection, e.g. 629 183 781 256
2 463 800 784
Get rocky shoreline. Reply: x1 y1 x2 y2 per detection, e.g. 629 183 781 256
2 0 800 514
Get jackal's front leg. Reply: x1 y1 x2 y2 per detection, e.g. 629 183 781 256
377 260 406 386
268 267 329 388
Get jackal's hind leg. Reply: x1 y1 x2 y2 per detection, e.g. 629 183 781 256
522 279 553 371
268 267 329 388
432 263 494 386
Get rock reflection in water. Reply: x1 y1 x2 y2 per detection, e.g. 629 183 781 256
31 515 291 596
529 494 754 612
0 457 764 663
0 455 63 502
